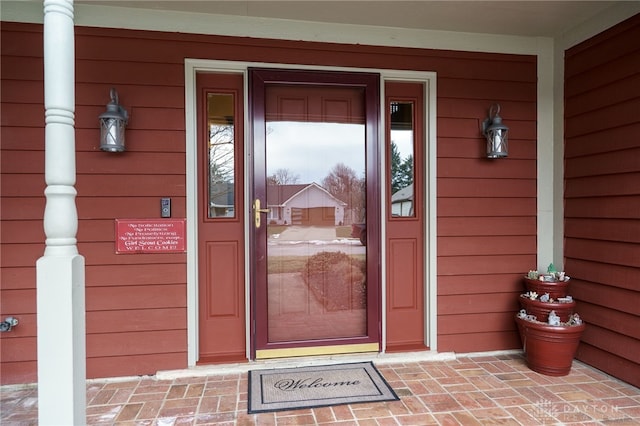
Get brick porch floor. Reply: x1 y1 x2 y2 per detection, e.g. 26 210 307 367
2 352 639 425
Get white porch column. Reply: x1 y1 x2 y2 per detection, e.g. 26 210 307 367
536 38 556 272
37 0 86 424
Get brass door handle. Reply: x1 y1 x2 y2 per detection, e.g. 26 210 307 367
253 199 269 228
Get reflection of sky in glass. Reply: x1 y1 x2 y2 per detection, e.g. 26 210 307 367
267 122 365 185
391 130 413 159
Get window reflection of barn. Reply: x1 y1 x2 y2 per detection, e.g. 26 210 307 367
266 183 347 226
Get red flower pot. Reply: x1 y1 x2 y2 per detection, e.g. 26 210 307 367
519 296 576 323
515 315 586 376
523 277 570 299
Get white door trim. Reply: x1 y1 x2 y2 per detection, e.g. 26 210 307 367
185 59 437 365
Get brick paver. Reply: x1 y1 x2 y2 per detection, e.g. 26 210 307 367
2 354 639 425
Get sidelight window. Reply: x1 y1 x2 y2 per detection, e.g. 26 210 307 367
389 101 415 217
207 93 236 218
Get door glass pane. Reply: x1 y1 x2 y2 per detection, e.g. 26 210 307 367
389 102 415 217
265 86 367 343
207 93 235 218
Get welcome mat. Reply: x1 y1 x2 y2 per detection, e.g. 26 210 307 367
247 361 399 413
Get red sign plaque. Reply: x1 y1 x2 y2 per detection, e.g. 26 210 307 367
116 219 186 253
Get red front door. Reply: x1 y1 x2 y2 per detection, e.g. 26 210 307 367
250 69 382 358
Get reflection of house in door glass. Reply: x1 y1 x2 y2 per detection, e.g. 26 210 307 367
391 183 413 217
267 183 346 226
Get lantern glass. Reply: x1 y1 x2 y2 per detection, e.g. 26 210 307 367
100 117 126 152
486 127 508 158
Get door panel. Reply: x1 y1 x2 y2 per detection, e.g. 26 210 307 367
385 81 427 351
250 69 381 358
196 72 246 363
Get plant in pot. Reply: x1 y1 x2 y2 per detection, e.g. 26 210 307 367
519 291 576 323
515 265 586 376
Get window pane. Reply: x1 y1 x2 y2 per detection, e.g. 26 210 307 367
264 85 367 343
389 102 414 217
207 93 235 218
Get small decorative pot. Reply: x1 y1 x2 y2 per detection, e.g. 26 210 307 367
515 316 586 376
523 277 570 299
519 296 576 323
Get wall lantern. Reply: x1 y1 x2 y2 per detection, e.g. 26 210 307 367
99 88 129 152
482 103 509 158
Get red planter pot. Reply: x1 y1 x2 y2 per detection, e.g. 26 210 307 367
519 296 576 323
523 277 570 299
515 316 586 376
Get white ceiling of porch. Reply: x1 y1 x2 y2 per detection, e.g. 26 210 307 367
76 1 630 37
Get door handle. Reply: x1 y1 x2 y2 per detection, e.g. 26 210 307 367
253 199 269 228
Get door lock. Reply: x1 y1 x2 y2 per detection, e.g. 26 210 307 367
253 199 269 228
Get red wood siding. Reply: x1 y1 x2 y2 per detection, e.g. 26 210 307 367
564 13 640 388
1 21 537 384
1 24 45 385
436 52 537 352
1 22 188 384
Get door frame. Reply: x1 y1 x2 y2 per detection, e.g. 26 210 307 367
185 59 438 366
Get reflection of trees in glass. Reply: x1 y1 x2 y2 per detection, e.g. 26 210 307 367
267 168 300 185
210 124 234 182
390 141 413 194
322 163 365 222
209 124 234 217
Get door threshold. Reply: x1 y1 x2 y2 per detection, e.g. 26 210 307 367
255 343 379 359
